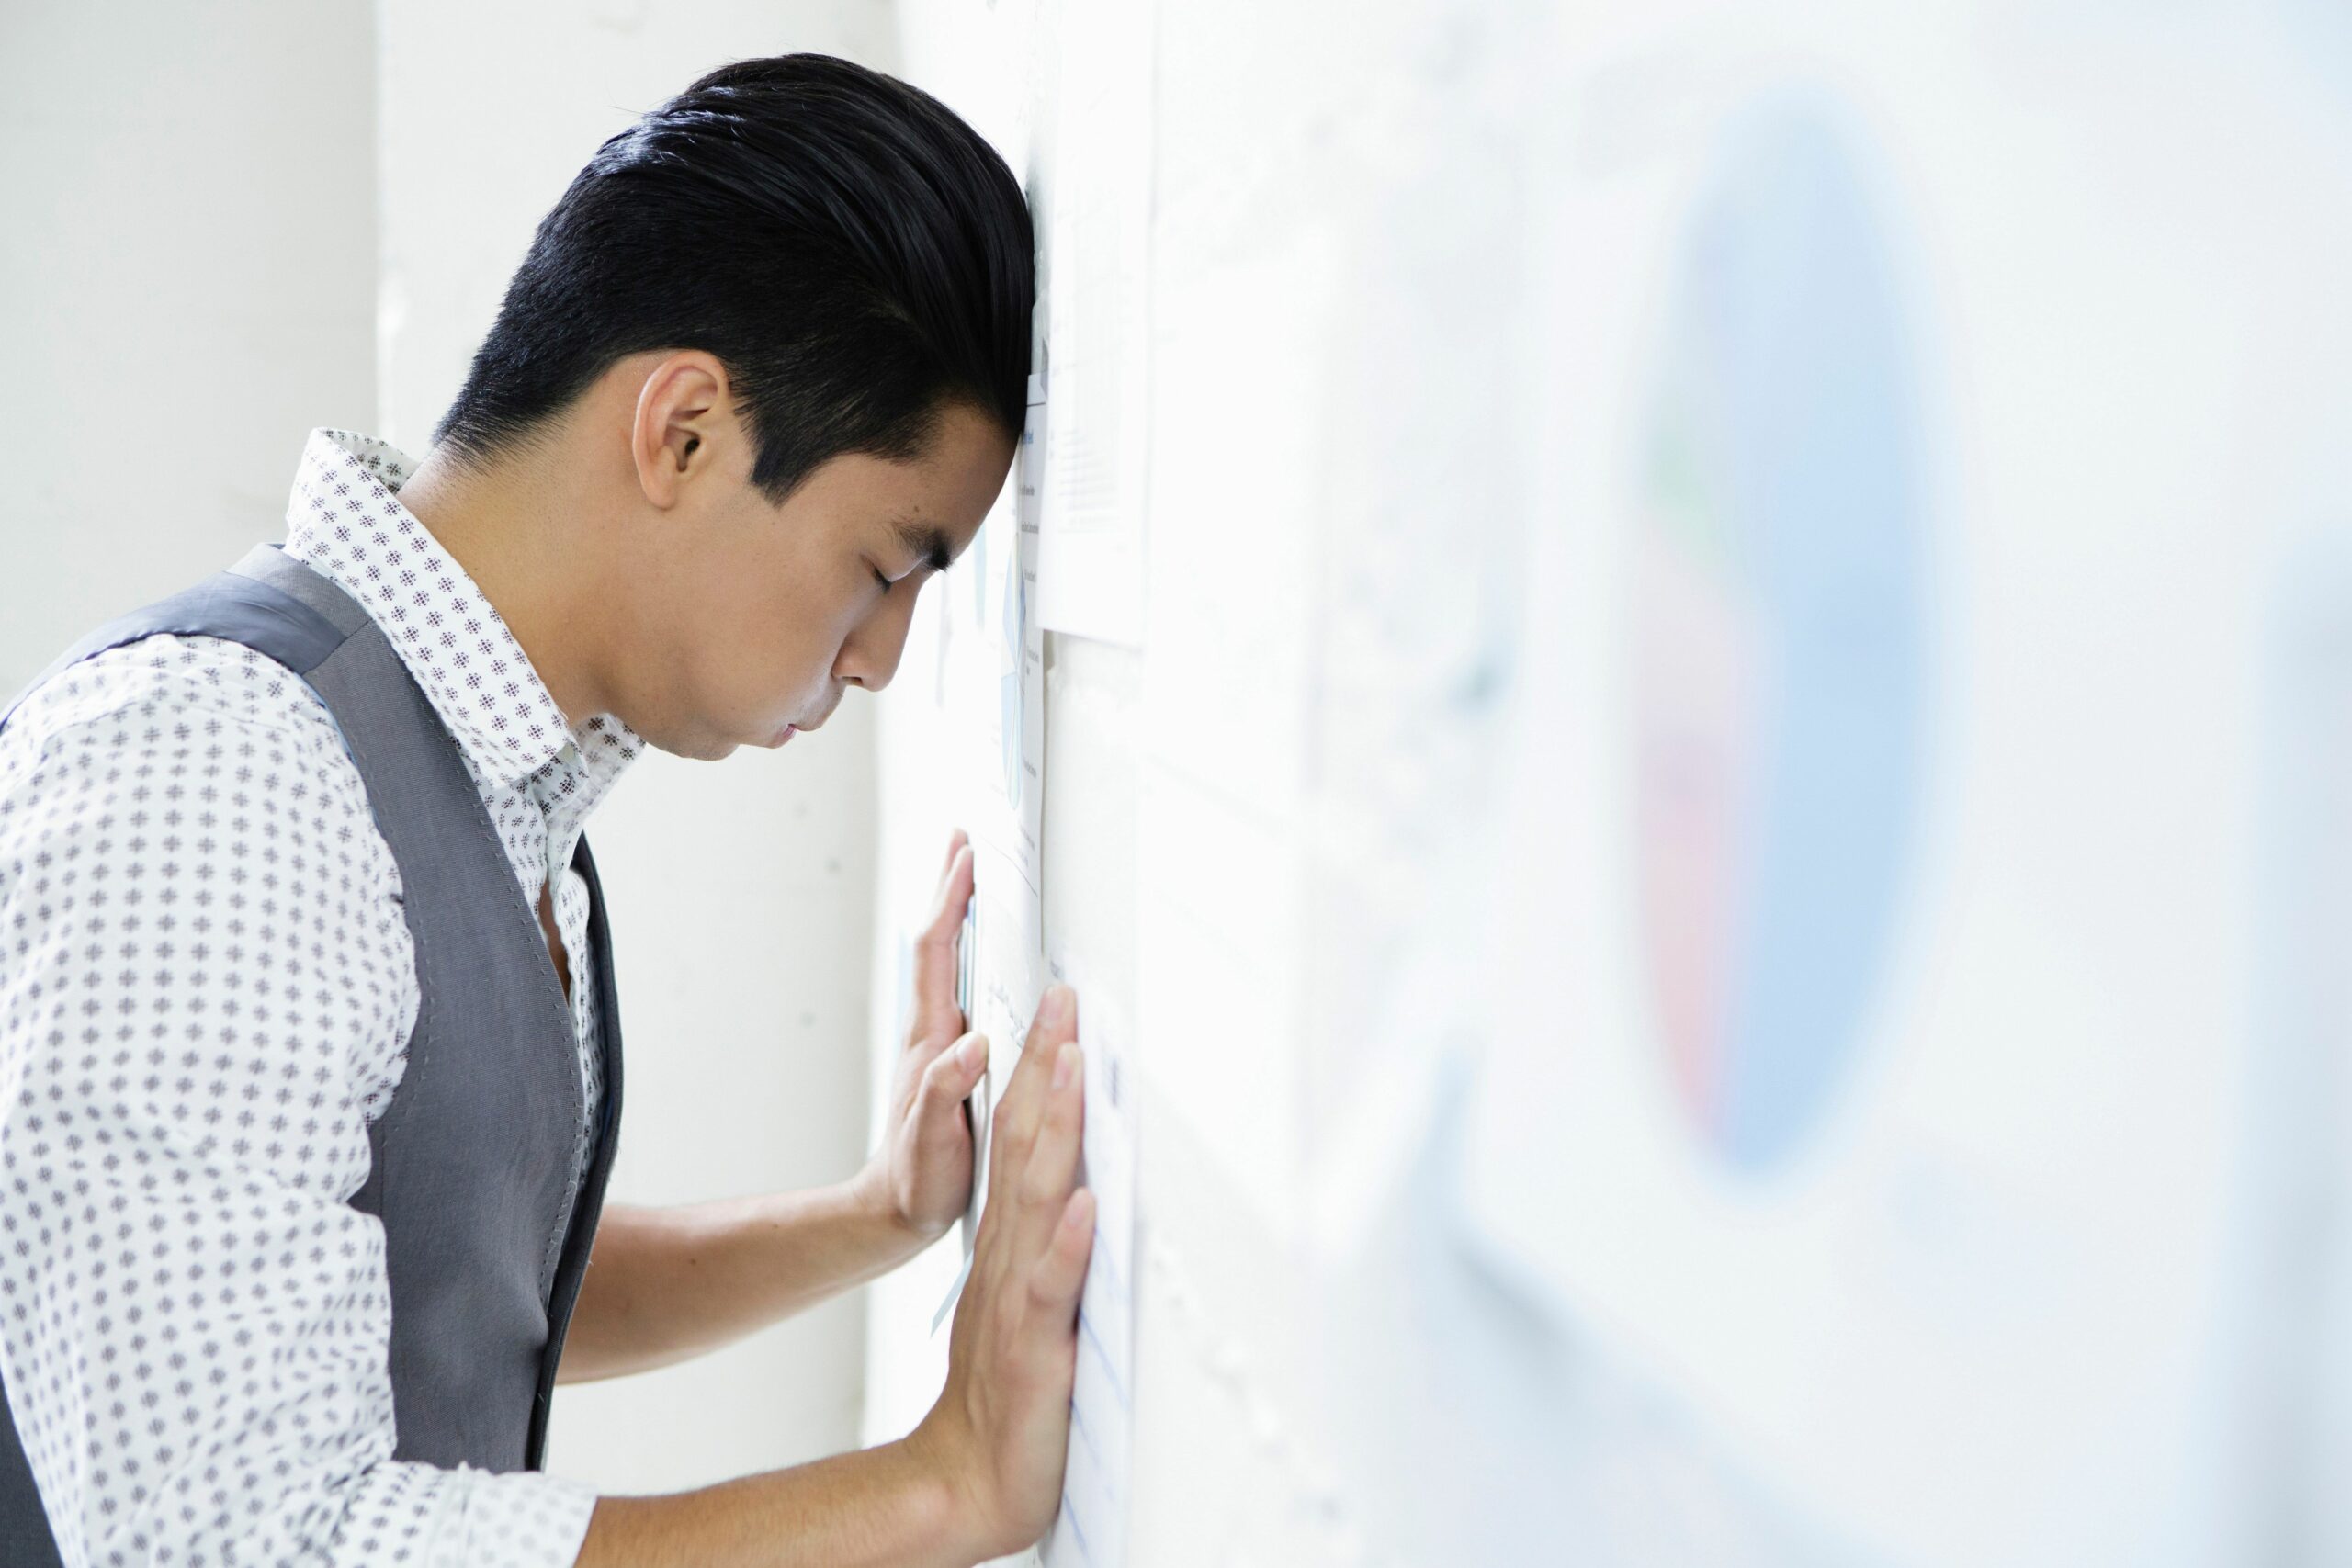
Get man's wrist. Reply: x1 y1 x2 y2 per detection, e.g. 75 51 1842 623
842 1160 943 1261
899 1408 1001 1566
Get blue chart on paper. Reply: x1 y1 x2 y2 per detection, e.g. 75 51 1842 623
1631 99 1931 1171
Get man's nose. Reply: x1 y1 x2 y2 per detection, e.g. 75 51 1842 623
835 589 919 692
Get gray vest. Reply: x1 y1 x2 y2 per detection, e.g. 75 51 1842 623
0 542 624 1566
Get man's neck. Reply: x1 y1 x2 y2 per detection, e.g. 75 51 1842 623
396 442 614 729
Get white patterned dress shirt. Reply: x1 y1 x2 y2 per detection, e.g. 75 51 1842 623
0 427 643 1567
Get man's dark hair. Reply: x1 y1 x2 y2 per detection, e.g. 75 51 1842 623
431 53 1033 502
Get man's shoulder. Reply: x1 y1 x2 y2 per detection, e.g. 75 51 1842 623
0 631 348 797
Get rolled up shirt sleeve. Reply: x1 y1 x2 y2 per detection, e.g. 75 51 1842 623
0 639 598 1568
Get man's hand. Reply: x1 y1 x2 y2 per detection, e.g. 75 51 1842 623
571 976 1089 1568
854 829 989 1247
560 833 997 1391
907 983 1093 1561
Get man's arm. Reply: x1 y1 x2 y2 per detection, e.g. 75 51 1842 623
573 985 1094 1568
575 1440 964 1568
560 836 987 1383
557 1180 933 1382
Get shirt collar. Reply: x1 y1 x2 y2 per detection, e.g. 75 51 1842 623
280 426 644 793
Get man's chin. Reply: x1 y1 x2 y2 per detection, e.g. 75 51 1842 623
638 723 742 762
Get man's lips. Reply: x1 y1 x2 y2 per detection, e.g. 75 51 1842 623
769 693 840 746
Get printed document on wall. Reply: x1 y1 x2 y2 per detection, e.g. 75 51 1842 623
1035 0 1154 646
944 378 1050 1278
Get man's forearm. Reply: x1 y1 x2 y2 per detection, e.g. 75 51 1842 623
574 1432 978 1568
560 1180 928 1382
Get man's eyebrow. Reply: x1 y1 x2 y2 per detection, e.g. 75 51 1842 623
893 517 956 574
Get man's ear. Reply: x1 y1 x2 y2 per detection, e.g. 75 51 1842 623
629 349 731 509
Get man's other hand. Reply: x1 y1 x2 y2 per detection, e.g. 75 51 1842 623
910 983 1092 1560
856 829 986 1246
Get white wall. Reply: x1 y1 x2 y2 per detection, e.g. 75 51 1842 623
0 0 376 692
876 4 2352 1566
371 0 899 1492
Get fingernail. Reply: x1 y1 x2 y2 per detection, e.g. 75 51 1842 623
961 1034 986 1068
1036 986 1070 1028
1053 1042 1078 1090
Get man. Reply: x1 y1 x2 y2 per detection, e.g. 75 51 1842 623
0 53 1086 1568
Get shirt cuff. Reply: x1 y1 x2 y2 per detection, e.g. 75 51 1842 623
425 1463 601 1568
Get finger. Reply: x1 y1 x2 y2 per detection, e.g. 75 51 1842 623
989 986 1076 1200
1017 1041 1084 1255
992 986 1073 1144
1027 982 1080 1056
1009 982 1080 1135
905 979 983 1080
918 1032 989 1127
909 845 976 1043
929 835 975 925
914 843 974 964
935 828 971 886
1028 1188 1096 1314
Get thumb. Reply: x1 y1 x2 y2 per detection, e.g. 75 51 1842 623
918 1032 989 1129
